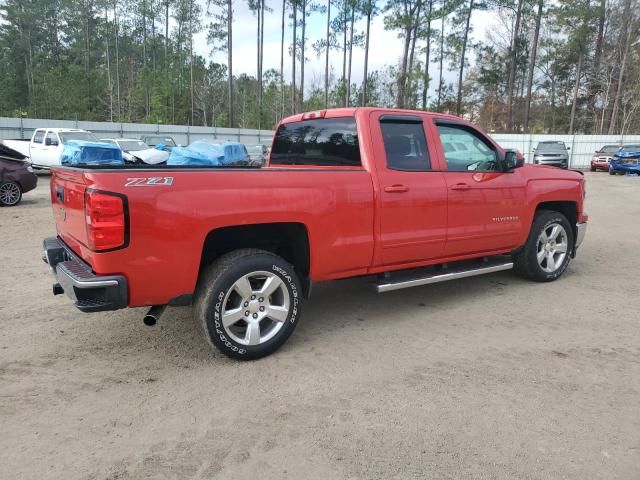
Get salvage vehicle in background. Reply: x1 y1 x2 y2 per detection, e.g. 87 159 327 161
533 141 570 169
140 135 178 151
101 138 169 165
609 144 640 175
0 144 37 206
590 144 621 171
43 108 588 360
2 129 99 169
246 144 268 166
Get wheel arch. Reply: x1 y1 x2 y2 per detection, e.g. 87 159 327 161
199 222 312 297
534 201 578 254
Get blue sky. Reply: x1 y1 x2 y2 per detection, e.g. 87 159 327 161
193 0 494 98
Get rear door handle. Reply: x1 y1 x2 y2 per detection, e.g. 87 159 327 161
384 184 410 193
450 183 471 191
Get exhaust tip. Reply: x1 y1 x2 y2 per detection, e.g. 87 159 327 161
143 305 166 327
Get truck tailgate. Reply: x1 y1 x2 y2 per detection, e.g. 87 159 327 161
50 169 91 259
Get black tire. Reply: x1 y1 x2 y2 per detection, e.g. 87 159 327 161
609 169 616 175
0 181 22 207
194 249 302 360
590 166 596 172
513 210 574 282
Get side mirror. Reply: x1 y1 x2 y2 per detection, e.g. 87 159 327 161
503 149 524 171
567 146 571 150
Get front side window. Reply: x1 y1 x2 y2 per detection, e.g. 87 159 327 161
437 124 498 172
270 117 361 166
381 119 430 171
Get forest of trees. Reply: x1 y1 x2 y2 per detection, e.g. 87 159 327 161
0 0 638 134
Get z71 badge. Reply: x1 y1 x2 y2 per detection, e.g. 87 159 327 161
125 177 174 187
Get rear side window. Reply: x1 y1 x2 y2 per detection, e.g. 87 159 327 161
270 117 361 166
380 119 430 171
33 130 45 144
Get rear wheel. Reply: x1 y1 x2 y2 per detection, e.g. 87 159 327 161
0 181 22 206
194 249 302 360
513 210 573 282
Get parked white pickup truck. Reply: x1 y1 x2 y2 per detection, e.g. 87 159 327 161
2 128 99 169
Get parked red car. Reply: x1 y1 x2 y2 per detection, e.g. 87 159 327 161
0 144 37 206
590 144 621 171
43 108 588 359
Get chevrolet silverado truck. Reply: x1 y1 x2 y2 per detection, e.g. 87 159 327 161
43 108 588 359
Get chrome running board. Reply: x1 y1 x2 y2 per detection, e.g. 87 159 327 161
375 258 514 293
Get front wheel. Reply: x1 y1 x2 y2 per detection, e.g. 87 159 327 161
194 249 302 360
513 210 574 282
609 169 616 175
0 181 22 206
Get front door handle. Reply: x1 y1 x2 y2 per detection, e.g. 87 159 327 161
384 184 410 193
450 183 471 191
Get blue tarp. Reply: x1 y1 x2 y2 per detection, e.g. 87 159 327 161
167 140 249 166
60 140 123 166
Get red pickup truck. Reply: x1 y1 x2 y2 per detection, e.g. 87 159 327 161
43 108 588 359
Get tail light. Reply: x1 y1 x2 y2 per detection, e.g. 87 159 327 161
84 189 128 251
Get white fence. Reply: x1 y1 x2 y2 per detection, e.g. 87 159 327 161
2 116 638 169
492 134 640 169
0 117 275 147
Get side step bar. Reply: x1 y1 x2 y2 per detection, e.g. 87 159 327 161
375 259 514 293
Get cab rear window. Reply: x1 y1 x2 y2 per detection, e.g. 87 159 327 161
270 117 361 166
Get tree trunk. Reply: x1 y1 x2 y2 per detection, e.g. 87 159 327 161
397 28 411 108
280 0 286 117
189 0 194 125
342 6 347 105
593 0 605 72
105 6 113 122
506 0 524 131
436 15 444 111
259 0 264 126
325 0 331 107
422 0 432 109
113 0 121 120
569 51 582 134
346 4 354 106
292 0 297 114
300 0 307 110
165 0 169 69
362 1 371 106
456 0 474 116
228 0 233 127
523 0 542 132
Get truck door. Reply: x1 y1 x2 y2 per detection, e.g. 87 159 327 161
41 131 61 167
29 129 46 166
371 112 448 267
431 119 526 257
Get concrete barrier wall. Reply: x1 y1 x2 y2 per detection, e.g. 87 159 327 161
0 117 275 147
2 116 639 168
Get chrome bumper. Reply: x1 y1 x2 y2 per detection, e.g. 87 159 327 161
575 222 587 249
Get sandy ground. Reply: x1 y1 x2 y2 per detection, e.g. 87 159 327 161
0 172 639 480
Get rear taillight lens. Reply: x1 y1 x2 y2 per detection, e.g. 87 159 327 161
84 190 128 251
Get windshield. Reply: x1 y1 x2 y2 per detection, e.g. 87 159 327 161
118 140 149 151
599 145 620 153
247 145 265 154
59 131 99 143
536 142 566 153
145 136 176 146
620 145 640 153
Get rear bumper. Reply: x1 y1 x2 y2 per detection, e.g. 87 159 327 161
43 236 127 312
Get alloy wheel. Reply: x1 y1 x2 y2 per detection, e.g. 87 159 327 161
0 182 21 206
536 223 568 273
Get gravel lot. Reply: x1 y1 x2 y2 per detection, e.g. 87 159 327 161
1 172 639 480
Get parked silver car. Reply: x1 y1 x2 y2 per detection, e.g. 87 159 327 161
533 141 570 169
